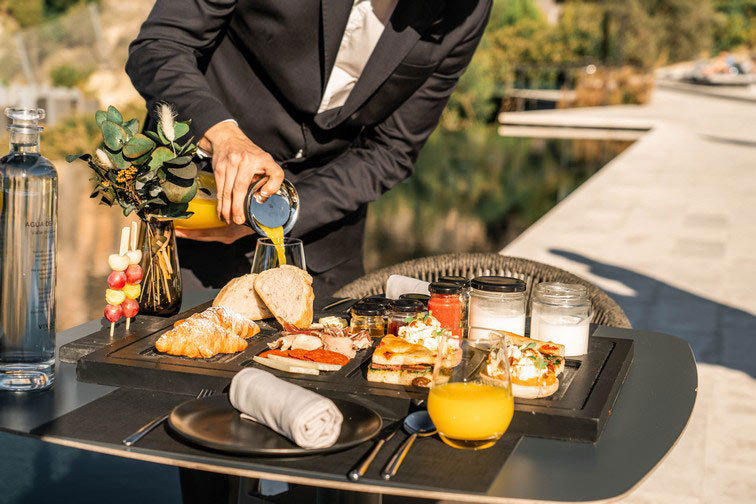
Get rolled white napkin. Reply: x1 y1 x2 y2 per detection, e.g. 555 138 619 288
385 274 430 300
229 368 343 449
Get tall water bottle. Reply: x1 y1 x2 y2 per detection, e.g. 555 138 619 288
0 108 57 391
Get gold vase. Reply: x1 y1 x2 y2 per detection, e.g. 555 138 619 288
137 218 182 317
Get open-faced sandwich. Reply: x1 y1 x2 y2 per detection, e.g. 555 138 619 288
481 332 565 399
367 313 462 388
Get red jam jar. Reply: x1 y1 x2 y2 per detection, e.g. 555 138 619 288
387 299 424 336
428 282 464 337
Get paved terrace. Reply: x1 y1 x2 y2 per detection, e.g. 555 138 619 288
498 87 756 503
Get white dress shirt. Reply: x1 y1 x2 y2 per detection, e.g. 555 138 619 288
318 0 398 113
200 0 398 156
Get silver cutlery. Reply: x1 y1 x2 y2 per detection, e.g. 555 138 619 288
348 420 402 481
123 388 215 447
321 297 353 311
380 411 436 480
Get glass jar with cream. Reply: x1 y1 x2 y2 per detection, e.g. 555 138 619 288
468 276 527 339
530 282 591 356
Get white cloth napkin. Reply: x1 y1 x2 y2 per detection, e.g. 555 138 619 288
385 274 430 300
229 368 343 449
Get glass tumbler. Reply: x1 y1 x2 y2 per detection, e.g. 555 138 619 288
428 330 514 450
251 237 306 273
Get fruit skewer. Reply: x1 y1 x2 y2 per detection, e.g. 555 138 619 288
104 225 142 336
123 221 143 331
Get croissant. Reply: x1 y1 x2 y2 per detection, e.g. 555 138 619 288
156 318 248 358
174 306 260 339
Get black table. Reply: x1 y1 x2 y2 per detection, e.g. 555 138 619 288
0 294 697 503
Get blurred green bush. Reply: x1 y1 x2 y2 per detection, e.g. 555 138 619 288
49 63 93 88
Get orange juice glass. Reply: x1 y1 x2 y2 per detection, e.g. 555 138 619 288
428 331 514 450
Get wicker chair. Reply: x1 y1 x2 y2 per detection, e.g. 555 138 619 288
334 253 632 329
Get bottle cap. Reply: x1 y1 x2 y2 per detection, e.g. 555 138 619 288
390 299 424 313
399 293 430 307
471 276 526 293
5 108 44 133
428 282 463 295
351 302 387 317
360 296 393 308
438 275 471 288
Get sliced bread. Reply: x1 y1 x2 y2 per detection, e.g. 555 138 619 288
213 273 273 320
280 264 313 285
254 266 314 329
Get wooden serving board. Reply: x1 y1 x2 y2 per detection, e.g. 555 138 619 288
71 303 632 443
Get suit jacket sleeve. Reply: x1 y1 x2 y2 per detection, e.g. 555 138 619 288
290 2 492 239
125 0 237 138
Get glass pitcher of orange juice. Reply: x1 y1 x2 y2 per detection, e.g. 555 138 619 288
175 171 226 230
428 330 514 450
176 172 299 233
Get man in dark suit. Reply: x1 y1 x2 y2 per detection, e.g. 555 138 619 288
127 0 491 298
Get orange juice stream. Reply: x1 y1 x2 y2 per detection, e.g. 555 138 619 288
256 223 286 265
427 382 514 450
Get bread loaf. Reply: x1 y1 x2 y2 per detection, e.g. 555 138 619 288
213 274 272 320
254 266 314 329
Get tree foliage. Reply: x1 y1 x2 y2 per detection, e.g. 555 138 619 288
443 0 747 125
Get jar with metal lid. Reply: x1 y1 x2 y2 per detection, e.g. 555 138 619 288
387 299 424 336
360 296 392 328
530 282 591 356
438 276 471 337
360 296 393 309
399 293 429 310
350 302 387 338
468 276 527 340
428 282 464 337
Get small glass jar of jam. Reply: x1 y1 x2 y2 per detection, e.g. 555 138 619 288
438 276 471 337
428 282 464 337
361 296 392 325
399 293 430 312
350 302 387 338
387 299 424 336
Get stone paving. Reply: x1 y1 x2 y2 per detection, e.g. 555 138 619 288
499 87 756 502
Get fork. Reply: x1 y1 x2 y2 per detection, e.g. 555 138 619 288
122 388 215 447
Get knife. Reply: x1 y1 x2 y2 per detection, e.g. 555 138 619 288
347 421 401 481
321 297 353 312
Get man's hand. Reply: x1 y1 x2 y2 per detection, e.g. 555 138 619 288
175 224 254 244
200 121 284 225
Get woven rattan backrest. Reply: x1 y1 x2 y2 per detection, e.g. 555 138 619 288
334 253 631 328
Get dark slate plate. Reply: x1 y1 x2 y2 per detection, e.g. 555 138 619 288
168 394 382 456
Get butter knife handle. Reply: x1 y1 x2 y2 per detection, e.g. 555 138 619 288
122 414 169 447
381 433 417 480
348 438 386 481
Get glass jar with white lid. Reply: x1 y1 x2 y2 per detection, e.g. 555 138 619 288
530 282 591 356
468 276 527 340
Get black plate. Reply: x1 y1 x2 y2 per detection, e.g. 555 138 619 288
168 394 382 456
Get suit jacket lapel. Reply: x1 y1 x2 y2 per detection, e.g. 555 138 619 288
321 0 354 91
316 0 444 129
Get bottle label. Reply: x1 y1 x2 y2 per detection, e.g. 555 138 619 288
0 172 57 358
